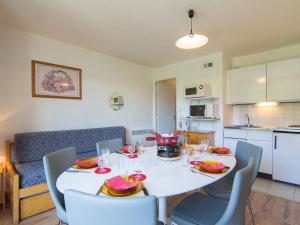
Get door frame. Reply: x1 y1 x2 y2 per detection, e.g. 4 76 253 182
155 78 177 133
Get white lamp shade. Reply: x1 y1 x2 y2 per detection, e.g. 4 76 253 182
175 34 208 49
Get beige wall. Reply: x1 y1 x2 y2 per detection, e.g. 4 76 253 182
0 25 154 161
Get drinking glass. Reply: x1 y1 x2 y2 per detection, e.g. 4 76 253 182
102 148 110 166
97 156 106 173
128 145 135 157
200 139 210 152
137 140 145 155
134 160 144 179
118 157 128 175
181 148 189 167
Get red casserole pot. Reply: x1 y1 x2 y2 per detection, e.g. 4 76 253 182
147 131 179 146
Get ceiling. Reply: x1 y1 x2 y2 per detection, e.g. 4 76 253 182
1 0 300 67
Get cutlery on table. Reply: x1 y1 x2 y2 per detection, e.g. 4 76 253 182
66 169 91 173
141 183 149 196
190 168 216 179
96 185 103 195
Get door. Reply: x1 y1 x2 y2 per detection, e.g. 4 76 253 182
273 132 300 185
267 58 300 102
247 139 273 174
156 79 176 134
227 64 267 104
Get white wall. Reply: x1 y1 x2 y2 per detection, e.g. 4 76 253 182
231 42 300 68
0 25 154 161
153 52 225 145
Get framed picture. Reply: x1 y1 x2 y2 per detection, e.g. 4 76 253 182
32 60 82 99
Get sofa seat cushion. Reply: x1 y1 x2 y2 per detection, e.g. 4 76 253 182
16 150 98 188
15 161 46 188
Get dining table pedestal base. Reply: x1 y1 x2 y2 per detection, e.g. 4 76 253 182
158 197 167 224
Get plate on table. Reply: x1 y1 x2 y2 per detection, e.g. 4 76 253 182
195 161 229 174
102 176 142 197
209 147 232 155
74 157 98 169
117 145 137 155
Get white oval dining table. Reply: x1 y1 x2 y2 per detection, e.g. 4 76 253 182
56 146 236 224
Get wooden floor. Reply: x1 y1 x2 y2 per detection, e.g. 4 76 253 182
1 191 300 225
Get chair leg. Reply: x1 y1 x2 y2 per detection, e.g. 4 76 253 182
247 198 255 225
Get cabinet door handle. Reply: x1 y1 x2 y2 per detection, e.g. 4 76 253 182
274 135 277 149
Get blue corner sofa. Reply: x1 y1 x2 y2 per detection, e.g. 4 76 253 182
6 126 126 224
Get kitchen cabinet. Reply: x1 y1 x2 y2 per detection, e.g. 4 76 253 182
223 128 273 174
178 131 215 146
273 131 300 185
224 137 245 154
247 139 273 174
227 64 267 104
267 58 300 102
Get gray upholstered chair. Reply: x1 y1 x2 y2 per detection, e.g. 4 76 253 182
43 147 76 224
171 157 255 225
64 189 163 225
203 141 263 225
96 138 123 153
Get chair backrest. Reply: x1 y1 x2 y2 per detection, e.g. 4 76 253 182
65 189 157 225
216 157 255 225
96 138 123 153
233 141 263 184
43 147 76 223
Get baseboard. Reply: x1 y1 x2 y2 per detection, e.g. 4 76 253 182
257 172 272 180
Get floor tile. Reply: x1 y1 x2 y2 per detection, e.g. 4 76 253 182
294 193 300 203
267 181 295 200
295 186 300 194
252 178 272 193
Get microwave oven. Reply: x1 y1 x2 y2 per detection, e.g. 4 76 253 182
189 103 219 118
184 84 211 99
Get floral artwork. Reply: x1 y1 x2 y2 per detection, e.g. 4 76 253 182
32 60 82 99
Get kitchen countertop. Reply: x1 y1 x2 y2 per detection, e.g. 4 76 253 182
175 130 215 134
224 125 300 133
224 125 280 131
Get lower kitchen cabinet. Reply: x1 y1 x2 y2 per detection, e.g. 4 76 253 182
247 139 273 174
178 131 215 146
224 128 273 175
223 137 245 154
273 132 300 185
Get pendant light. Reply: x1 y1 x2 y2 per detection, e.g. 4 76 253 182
175 9 208 49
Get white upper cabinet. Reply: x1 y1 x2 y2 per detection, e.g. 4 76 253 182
227 64 267 104
267 58 300 102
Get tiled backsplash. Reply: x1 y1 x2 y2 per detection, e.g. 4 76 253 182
232 103 300 127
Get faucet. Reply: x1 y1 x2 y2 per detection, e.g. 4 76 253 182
245 113 250 127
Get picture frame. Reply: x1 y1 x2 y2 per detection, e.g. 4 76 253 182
32 60 82 99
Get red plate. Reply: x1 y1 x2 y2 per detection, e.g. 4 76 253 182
129 174 147 181
94 168 111 174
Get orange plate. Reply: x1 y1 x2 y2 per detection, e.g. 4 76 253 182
195 163 229 174
196 161 225 173
209 147 231 154
74 157 98 169
101 182 142 197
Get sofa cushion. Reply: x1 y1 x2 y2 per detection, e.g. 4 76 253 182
15 161 46 188
15 150 98 188
14 126 126 163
